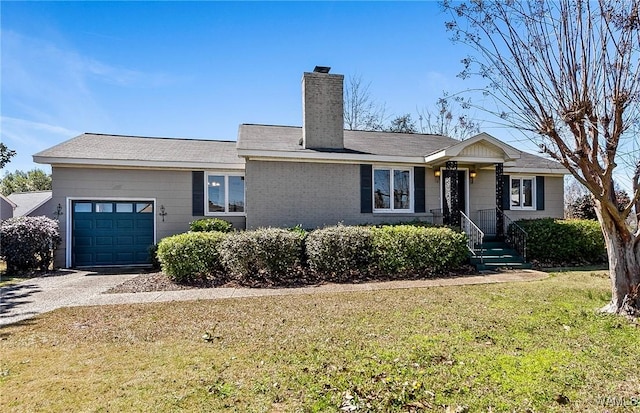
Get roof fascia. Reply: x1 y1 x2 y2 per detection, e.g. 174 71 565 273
1 194 17 208
33 156 245 171
237 149 425 164
424 133 522 165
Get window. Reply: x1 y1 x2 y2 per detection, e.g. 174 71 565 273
511 177 534 210
373 167 412 212
74 202 92 213
116 203 133 213
95 202 113 213
206 173 245 215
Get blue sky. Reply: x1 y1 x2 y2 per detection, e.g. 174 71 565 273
1 1 540 175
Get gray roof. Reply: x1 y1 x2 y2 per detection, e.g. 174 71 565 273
34 133 244 168
7 191 52 217
238 124 461 156
238 124 566 172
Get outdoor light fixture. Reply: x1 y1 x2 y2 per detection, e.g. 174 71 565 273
53 203 64 220
470 170 477 183
159 204 167 222
434 170 441 178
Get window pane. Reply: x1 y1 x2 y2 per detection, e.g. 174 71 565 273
394 170 411 209
95 203 113 213
511 180 521 207
228 176 245 213
136 203 153 213
74 202 92 213
522 179 533 207
374 169 391 209
207 175 225 213
116 203 133 213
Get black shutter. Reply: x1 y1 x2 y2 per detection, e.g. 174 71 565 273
536 176 545 210
192 171 204 216
414 166 426 213
360 164 373 213
502 174 511 210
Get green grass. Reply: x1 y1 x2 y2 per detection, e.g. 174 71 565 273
1 269 638 412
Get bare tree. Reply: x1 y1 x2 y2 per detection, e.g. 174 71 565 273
444 0 640 315
343 74 387 131
417 92 481 140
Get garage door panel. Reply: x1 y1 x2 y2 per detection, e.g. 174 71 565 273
116 236 134 246
117 220 134 229
95 253 114 264
95 237 113 246
74 220 93 230
116 252 134 263
75 236 93 247
136 219 153 229
72 200 154 267
96 219 113 229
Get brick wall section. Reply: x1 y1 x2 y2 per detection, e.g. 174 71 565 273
51 167 246 267
245 160 439 229
302 72 344 149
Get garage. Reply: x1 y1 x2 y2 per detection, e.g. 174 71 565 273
72 200 155 267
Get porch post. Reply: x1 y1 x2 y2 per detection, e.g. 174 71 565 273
495 163 504 238
444 160 460 227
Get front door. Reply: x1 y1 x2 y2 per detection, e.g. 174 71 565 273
442 170 467 225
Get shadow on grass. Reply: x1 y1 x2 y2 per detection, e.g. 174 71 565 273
543 265 609 273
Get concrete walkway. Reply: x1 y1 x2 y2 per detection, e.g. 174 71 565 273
0 269 548 327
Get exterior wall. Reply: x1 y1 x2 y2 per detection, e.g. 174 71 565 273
1 198 14 220
245 160 438 229
468 167 499 221
302 72 344 149
505 175 564 220
28 199 54 218
52 166 245 268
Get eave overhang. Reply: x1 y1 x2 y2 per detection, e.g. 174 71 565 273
33 156 246 171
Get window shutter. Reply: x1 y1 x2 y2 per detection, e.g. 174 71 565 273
192 171 204 216
360 164 373 213
502 175 511 210
414 166 426 213
536 176 545 210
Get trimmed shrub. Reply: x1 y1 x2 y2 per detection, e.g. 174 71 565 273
156 231 226 283
306 225 374 278
148 243 161 270
0 216 61 274
219 228 305 283
516 218 606 266
372 225 468 275
189 218 233 233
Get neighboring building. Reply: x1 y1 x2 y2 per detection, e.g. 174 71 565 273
7 191 53 218
0 194 17 220
34 66 567 268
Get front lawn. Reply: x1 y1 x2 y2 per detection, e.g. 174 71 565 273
1 269 638 412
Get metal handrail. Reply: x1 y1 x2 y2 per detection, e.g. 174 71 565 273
498 209 528 262
460 211 484 263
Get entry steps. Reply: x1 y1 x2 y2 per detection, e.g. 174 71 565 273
470 236 531 271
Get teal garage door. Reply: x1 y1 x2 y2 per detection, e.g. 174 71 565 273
72 201 155 267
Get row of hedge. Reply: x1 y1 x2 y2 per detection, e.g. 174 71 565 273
515 218 606 266
156 224 469 285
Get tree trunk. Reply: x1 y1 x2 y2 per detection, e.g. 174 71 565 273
597 207 640 316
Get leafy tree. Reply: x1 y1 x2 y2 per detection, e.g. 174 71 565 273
568 190 631 220
417 92 481 140
1 169 52 196
0 143 16 169
386 114 418 134
444 0 640 315
343 74 387 131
